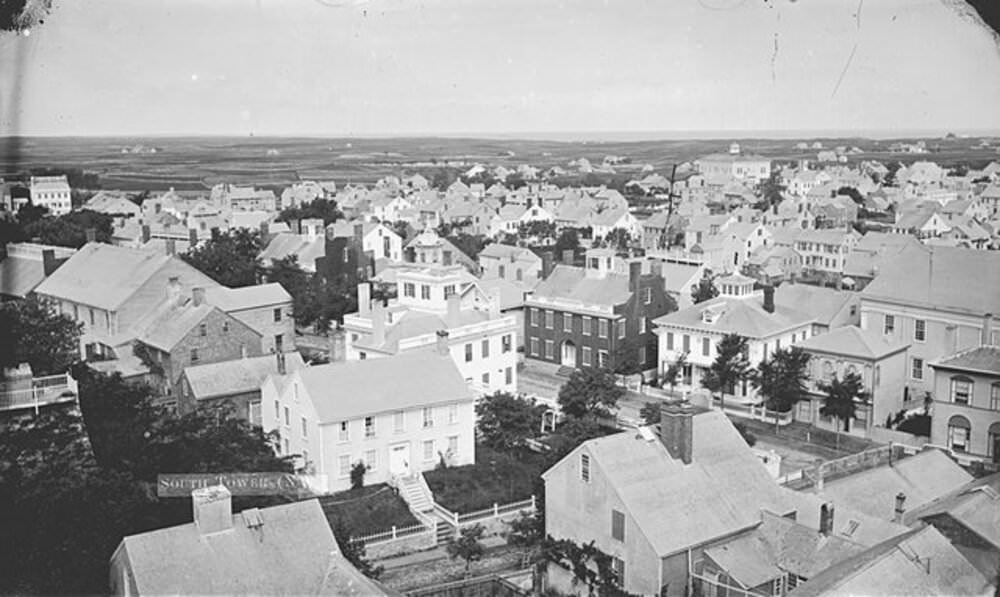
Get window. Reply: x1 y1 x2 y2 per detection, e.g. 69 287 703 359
481 339 490 358
582 316 592 336
582 346 592 366
884 314 895 335
580 453 590 482
465 343 473 362
610 557 624 588
564 313 572 332
702 337 710 357
545 310 554 329
420 285 431 300
365 449 377 471
598 350 608 368
404 282 416 297
448 435 459 457
449 404 459 424
275 334 283 352
199 323 206 337
190 348 199 363
611 509 625 541
666 332 674 350
951 376 973 405
499 264 506 278
516 268 523 281
338 455 351 477
544 340 554 359
643 287 652 304
639 345 647 365
914 319 926 342
992 384 1000 411
222 320 230 333
482 372 490 385
275 400 280 419
529 338 539 356
947 415 971 452
617 320 626 339
423 439 435 462
301 417 308 437
505 367 513 385
502 334 512 353
339 420 349 441
89 308 95 326
911 357 924 380
249 400 261 426
284 406 290 426
273 308 282 323
530 308 539 326
639 318 647 334
444 284 456 298
599 319 609 338
423 407 434 428
682 334 690 353
394 411 404 433
365 416 375 438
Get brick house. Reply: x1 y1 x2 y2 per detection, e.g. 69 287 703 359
523 248 674 373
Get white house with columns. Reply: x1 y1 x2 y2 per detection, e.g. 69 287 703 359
342 265 519 394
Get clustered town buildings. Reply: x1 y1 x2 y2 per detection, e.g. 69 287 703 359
2 141 1000 595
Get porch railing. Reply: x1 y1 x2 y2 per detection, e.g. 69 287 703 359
0 373 78 413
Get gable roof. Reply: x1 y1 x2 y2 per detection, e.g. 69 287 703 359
861 245 1000 315
119 498 392 595
653 293 814 338
294 350 473 423
773 284 856 328
204 284 291 311
795 325 909 360
185 352 306 400
931 345 1000 376
138 302 229 352
34 242 216 310
529 264 634 309
904 472 1000 551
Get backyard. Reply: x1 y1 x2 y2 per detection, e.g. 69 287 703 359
318 483 419 538
424 445 549 513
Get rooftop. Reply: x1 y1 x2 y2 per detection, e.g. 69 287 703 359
185 352 306 400
653 292 814 338
794 325 909 360
204 283 291 311
528 264 634 309
931 345 1000 376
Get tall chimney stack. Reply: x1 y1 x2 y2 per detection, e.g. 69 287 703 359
763 285 775 314
819 502 835 536
41 249 60 276
276 350 287 375
435 329 450 357
540 251 553 280
659 401 696 465
329 325 346 363
192 287 205 307
372 299 386 346
189 228 198 248
358 282 372 317
192 485 233 535
893 492 907 524
141 224 151 244
165 238 176 256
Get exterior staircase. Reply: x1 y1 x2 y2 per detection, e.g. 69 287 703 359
556 365 576 378
395 473 435 516
436 521 455 544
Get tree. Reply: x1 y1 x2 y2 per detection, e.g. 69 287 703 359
181 228 262 288
640 401 662 426
690 270 719 304
612 337 645 376
23 209 114 248
507 511 545 585
554 227 580 255
600 228 633 252
74 365 160 471
732 420 757 447
447 524 486 576
475 392 546 451
350 461 368 490
557 367 624 420
0 296 82 375
545 416 609 464
700 334 750 412
818 371 870 449
661 351 688 396
447 232 489 261
837 186 865 206
293 276 358 332
750 347 812 431
331 520 383 579
276 197 342 226
431 168 459 191
755 170 787 211
541 537 625 596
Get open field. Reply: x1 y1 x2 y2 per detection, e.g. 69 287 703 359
1 135 998 191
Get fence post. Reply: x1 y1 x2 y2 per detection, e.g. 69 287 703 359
493 503 499 518
531 495 536 511
392 526 397 540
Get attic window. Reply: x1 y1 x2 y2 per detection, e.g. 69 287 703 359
580 454 590 483
843 520 860 537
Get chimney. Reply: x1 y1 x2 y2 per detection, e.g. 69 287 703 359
893 492 907 524
192 287 205 307
540 251 553 279
276 350 287 374
813 459 825 492
659 401 695 465
167 276 181 305
442 250 453 266
649 260 663 281
41 249 59 276
489 286 502 318
260 221 270 239
329 326 346 362
562 249 574 265
763 285 775 314
983 314 994 346
629 260 643 290
446 293 462 326
189 228 198 247
435 329 450 356
353 222 364 244
141 224 151 244
358 282 372 316
192 485 233 535
165 238 176 256
372 299 386 346
819 502 835 536
85 228 97 243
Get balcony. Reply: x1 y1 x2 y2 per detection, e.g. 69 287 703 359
0 373 79 414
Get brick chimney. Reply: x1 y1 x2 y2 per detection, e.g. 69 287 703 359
893 492 907 524
358 282 372 317
659 401 696 465
629 260 643 291
276 350 287 375
353 222 364 244
141 224 151 244
165 238 176 256
819 502 835 536
260 221 270 239
436 329 450 356
188 228 198 247
41 249 60 276
192 485 233 535
540 251 553 279
763 285 775 314
329 326 346 362
192 287 205 307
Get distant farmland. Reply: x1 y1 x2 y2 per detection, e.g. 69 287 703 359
0 135 996 191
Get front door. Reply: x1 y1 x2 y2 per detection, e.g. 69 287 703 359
561 341 577 368
389 443 410 477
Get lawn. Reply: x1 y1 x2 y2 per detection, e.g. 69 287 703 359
318 483 419 538
424 445 549 514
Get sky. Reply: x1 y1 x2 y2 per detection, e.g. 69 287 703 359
2 0 1000 138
